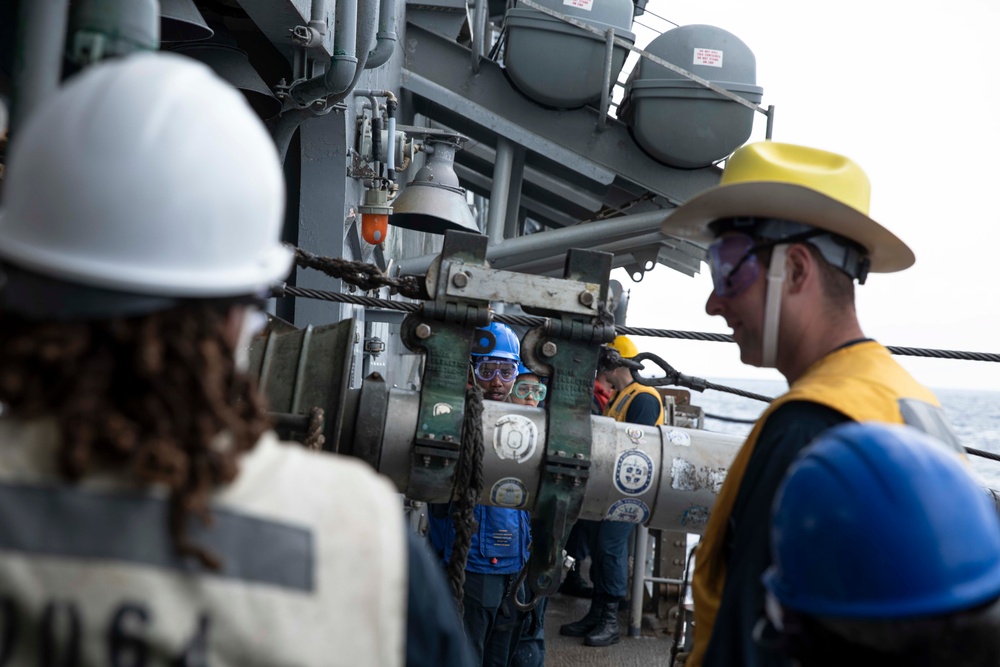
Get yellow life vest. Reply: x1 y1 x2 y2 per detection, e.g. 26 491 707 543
687 340 960 667
605 382 665 425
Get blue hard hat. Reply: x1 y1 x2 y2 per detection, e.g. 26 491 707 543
517 363 534 377
470 322 520 362
764 422 1000 619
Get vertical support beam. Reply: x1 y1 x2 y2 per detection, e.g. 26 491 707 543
11 0 70 134
294 110 354 327
502 145 526 240
629 524 650 637
486 136 514 245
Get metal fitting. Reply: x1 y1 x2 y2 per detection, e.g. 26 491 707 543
452 272 469 288
415 323 433 339
541 341 558 358
578 290 595 307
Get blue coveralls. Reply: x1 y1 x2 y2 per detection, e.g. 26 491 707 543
428 504 531 667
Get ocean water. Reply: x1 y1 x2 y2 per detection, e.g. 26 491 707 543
690 378 1000 488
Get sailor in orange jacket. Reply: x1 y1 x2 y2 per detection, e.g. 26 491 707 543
660 141 963 667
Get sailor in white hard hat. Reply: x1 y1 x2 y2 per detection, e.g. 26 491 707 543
0 52 470 666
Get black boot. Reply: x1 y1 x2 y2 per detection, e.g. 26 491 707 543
584 598 621 647
559 596 604 637
558 566 594 598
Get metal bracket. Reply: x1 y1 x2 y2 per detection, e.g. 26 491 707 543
401 231 492 502
521 248 614 598
443 263 600 316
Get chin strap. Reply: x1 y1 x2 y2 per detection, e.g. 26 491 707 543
761 244 788 368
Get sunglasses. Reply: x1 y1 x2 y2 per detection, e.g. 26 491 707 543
472 360 518 382
513 380 547 401
708 230 823 298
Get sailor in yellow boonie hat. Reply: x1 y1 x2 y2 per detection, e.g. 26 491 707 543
661 141 914 368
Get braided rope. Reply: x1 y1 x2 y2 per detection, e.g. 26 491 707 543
445 384 486 614
303 407 325 451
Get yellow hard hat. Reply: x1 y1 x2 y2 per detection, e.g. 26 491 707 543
660 141 914 273
608 335 639 359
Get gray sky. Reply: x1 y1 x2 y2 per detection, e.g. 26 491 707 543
617 0 1000 390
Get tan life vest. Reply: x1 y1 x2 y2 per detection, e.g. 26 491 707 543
0 420 407 667
687 340 961 667
605 382 665 425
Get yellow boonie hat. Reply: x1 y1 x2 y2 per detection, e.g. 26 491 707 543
660 141 914 273
608 335 639 359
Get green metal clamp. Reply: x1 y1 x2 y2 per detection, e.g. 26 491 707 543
401 231 492 503
519 249 614 600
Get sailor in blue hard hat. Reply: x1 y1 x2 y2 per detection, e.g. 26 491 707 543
469 320 522 401
759 422 1000 667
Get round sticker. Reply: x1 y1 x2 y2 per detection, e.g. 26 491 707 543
493 414 538 463
606 498 649 524
490 478 529 508
614 449 653 496
625 426 644 444
666 429 691 446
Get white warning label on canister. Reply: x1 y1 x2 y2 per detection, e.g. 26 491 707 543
493 414 538 463
491 478 529 508
614 449 653 495
693 48 723 68
606 498 650 524
563 0 594 10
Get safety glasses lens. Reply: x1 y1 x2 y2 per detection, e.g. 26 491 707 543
474 362 517 382
708 233 760 298
514 381 547 401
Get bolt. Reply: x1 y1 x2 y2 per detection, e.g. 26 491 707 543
442 435 454 442
674 540 684 547
578 290 595 307
541 341 558 358
415 323 432 339
575 453 586 460
556 450 567 458
452 272 469 288
673 558 683 566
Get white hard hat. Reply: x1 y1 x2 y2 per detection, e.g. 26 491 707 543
0 52 292 300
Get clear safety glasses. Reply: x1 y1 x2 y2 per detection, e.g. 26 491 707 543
513 380 547 402
473 360 518 382
707 230 822 298
707 233 763 298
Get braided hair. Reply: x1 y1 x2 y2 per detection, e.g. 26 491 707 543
0 303 270 569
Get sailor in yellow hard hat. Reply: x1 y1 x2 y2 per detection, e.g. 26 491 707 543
660 141 964 667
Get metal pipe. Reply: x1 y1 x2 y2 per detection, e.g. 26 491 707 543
496 230 667 272
597 27 615 132
629 525 649 638
371 396 742 533
11 0 71 135
486 138 515 244
289 0 378 106
470 0 487 73
397 208 674 274
364 0 398 69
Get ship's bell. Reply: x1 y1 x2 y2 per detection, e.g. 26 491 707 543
160 0 214 43
390 138 480 235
